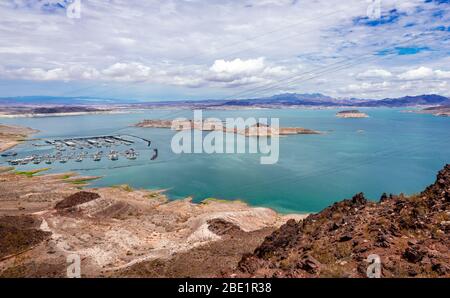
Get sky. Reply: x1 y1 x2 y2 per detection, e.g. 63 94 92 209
0 0 449 101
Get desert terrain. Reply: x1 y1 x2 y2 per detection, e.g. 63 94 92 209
0 124 38 152
0 123 448 278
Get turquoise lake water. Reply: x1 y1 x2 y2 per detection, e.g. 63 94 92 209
1 108 449 213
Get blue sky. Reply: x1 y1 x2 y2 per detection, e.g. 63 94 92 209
0 0 449 101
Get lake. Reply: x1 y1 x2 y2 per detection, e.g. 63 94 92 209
1 108 449 214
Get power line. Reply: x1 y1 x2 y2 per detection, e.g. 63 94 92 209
175 9 348 63
151 33 443 122
54 8 349 100
212 33 439 101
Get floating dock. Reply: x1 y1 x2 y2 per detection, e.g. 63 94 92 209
3 134 160 167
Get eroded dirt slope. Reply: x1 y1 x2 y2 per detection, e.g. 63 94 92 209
0 167 302 277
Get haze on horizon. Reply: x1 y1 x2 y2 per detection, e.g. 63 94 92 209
0 0 449 102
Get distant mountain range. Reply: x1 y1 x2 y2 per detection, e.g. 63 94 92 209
0 96 131 105
217 93 450 107
1 93 449 108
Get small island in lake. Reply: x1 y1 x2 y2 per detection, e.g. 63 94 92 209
417 106 450 117
336 110 369 118
135 119 321 136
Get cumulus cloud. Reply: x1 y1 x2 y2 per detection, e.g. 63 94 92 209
3 66 98 81
357 69 392 79
210 58 265 76
397 67 450 81
0 0 449 99
435 70 450 79
0 57 297 90
339 66 450 98
206 57 291 86
101 63 152 82
341 81 391 93
398 66 434 80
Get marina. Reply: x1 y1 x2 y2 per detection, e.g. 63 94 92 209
5 134 157 166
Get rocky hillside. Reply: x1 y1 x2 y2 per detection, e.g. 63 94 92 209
237 165 450 278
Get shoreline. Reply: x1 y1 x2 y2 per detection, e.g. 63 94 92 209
1 163 448 277
0 105 439 118
405 106 450 117
1 125 448 277
0 123 309 216
0 167 308 276
0 110 132 119
0 124 38 153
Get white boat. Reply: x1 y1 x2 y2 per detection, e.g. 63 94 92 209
127 154 137 160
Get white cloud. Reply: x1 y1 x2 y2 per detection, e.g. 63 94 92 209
357 69 392 79
435 70 450 79
101 63 151 82
341 81 391 93
210 58 265 75
5 67 69 81
397 67 450 81
0 0 448 99
398 67 434 80
206 57 294 87
0 46 47 54
1 58 286 88
115 37 137 46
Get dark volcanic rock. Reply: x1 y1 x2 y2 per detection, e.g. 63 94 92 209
207 218 242 236
235 164 450 278
403 246 426 263
432 261 450 276
422 164 450 203
380 192 389 202
339 234 353 242
297 254 321 274
55 191 100 210
351 193 367 206
0 215 51 259
254 219 301 260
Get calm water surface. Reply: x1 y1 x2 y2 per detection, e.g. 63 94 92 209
1 108 449 213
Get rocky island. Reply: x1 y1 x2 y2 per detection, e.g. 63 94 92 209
135 119 321 136
336 110 369 118
417 106 450 117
